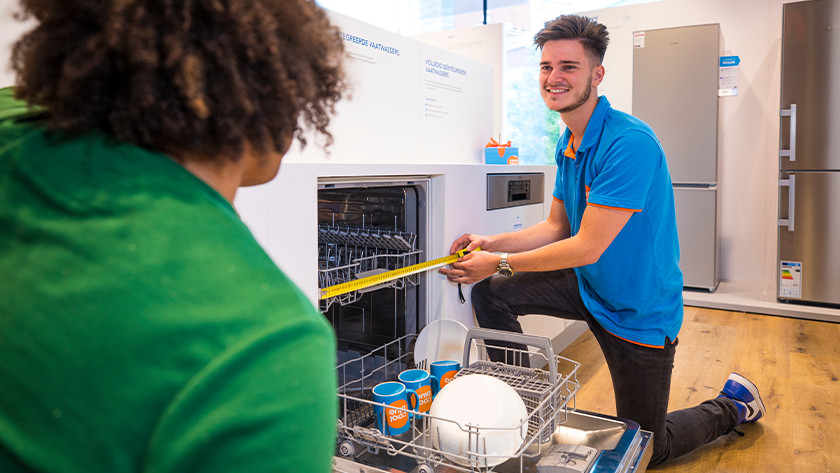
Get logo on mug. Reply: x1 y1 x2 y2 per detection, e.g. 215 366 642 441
440 370 457 387
415 385 433 412
430 360 461 393
386 399 409 429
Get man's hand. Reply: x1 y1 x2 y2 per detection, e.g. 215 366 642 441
448 233 490 255
439 243 500 284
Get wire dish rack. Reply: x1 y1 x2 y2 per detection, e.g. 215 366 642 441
335 328 581 473
318 223 421 311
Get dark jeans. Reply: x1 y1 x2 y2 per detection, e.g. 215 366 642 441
471 269 741 466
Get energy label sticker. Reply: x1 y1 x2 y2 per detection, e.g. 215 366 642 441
633 32 645 48
779 261 802 298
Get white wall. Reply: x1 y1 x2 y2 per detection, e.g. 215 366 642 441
0 1 34 87
583 0 787 299
412 23 507 142
284 10 494 166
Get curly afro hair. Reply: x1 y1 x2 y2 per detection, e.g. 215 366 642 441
11 0 347 162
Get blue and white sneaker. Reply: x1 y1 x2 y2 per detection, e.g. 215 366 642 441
718 372 766 424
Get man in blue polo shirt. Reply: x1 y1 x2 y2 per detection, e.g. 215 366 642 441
439 14 765 466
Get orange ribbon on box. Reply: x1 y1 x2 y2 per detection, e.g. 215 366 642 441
486 138 513 157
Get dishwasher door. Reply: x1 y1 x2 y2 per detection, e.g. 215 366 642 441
333 410 652 473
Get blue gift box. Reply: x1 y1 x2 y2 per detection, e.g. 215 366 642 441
484 146 519 165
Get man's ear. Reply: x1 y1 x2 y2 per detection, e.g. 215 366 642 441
592 64 605 86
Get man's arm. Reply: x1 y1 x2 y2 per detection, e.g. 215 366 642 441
442 199 631 282
445 197 569 256
509 203 632 272
481 197 571 253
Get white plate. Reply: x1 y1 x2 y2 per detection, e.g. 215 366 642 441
429 374 528 467
414 319 478 368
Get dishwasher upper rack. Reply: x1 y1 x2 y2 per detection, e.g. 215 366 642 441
318 223 421 310
335 329 581 473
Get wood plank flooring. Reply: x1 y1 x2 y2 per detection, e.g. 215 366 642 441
558 306 840 472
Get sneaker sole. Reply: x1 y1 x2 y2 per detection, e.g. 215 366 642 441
729 372 766 419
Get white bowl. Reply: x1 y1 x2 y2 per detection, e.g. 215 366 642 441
429 374 528 467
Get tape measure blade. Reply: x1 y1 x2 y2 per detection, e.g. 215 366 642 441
322 261 435 299
319 248 479 300
319 268 404 300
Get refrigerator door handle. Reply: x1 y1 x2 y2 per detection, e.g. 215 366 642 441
778 175 795 232
779 104 797 163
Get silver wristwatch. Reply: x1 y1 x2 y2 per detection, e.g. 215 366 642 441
497 253 514 277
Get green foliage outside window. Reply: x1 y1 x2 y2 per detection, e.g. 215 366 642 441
504 48 563 166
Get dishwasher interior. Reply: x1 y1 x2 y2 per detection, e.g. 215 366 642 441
318 177 429 364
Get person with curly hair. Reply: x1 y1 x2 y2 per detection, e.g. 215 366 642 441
0 1 347 472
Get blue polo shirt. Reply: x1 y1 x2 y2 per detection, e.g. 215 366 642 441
553 96 683 347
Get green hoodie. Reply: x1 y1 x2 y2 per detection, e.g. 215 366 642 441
0 87 337 473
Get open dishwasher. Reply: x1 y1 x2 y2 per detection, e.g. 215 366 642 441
333 327 653 473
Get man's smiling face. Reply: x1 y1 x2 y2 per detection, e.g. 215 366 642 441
539 39 601 114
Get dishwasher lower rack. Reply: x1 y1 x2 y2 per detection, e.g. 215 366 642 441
334 330 582 473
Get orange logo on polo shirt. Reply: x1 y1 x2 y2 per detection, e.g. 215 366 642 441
415 385 433 413
585 185 591 202
386 400 409 429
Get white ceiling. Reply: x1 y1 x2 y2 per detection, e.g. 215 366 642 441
316 0 662 36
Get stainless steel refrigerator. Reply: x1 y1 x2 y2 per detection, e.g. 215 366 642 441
777 0 840 307
632 24 722 291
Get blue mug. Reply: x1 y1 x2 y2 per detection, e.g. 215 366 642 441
430 360 460 392
372 381 417 436
398 369 438 414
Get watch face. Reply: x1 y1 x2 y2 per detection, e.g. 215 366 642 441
498 267 513 277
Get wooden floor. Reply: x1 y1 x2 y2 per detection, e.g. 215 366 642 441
558 306 840 473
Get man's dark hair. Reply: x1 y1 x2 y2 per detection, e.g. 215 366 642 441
11 0 347 162
534 14 610 66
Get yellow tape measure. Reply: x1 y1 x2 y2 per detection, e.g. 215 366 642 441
320 248 481 300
